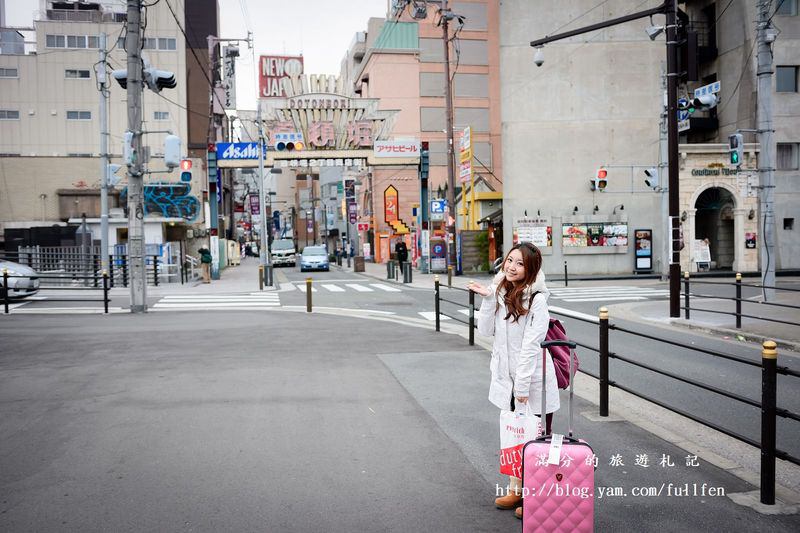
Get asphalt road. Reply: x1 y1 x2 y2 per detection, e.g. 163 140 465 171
0 312 517 532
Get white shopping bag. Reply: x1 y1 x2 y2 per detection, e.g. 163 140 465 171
499 405 542 477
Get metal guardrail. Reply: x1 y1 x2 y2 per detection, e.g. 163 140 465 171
433 278 799 506
2 269 110 314
682 272 800 329
1 251 164 287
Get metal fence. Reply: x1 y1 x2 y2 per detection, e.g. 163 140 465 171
682 272 800 329
433 276 799 506
3 270 110 314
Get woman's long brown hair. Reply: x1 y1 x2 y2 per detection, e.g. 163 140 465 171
495 243 543 323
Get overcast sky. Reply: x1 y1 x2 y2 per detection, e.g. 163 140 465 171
5 0 390 109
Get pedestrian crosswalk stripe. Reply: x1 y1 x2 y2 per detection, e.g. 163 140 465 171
370 283 402 292
153 302 280 308
158 298 279 303
560 296 648 302
321 284 345 292
297 285 317 292
160 295 278 301
345 284 373 292
418 311 449 321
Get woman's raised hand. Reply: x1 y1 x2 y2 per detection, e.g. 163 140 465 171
467 280 492 297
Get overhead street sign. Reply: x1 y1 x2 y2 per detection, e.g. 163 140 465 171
694 81 721 99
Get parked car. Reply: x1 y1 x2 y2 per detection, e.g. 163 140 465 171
271 238 297 267
0 259 40 299
299 245 330 272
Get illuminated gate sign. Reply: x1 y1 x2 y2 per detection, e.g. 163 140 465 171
259 55 304 98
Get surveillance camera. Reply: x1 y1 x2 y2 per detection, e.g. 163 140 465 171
533 47 544 67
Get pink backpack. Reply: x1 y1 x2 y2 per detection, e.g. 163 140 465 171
530 292 579 389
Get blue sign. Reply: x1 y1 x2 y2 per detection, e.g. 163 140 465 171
217 142 264 160
430 199 446 213
677 98 690 121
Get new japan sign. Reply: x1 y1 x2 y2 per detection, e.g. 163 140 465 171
259 55 304 98
373 140 420 158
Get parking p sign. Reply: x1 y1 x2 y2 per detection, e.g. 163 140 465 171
430 199 446 221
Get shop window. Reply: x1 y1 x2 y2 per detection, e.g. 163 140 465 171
784 218 795 230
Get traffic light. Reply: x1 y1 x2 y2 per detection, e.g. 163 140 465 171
690 93 718 111
273 132 304 151
112 67 176 93
180 159 192 182
729 133 744 167
419 141 430 180
644 167 659 189
590 168 608 192
164 134 181 169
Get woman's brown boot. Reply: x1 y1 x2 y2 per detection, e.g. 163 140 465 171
495 489 522 510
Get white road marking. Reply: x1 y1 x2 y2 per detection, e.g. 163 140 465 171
345 284 373 292
418 311 450 321
297 285 317 293
153 302 280 308
561 296 648 302
321 284 345 292
370 283 402 292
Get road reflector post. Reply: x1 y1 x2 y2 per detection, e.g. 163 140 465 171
447 266 453 288
306 277 313 313
736 272 742 329
2 268 8 314
564 261 569 287
265 264 273 287
387 260 393 280
434 275 440 332
599 307 609 417
468 288 475 346
258 265 264 291
102 270 109 314
684 271 690 319
761 340 777 505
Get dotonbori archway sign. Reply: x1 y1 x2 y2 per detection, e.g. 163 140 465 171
218 73 413 169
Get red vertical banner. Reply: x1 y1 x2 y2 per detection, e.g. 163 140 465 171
384 185 398 223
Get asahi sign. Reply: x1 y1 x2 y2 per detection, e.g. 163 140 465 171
259 55 304 98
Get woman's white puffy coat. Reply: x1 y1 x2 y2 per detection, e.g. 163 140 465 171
478 270 560 415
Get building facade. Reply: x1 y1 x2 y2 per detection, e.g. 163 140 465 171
340 0 503 265
500 0 799 275
0 0 214 260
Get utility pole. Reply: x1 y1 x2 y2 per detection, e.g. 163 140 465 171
125 0 147 313
441 0 457 270
659 65 670 281
257 106 268 265
97 32 110 275
665 0 681 317
756 0 776 300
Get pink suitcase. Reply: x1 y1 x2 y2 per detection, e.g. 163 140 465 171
521 339 594 532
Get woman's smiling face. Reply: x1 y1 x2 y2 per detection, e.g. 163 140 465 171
504 249 525 283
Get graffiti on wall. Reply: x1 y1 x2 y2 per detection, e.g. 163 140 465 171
120 182 200 221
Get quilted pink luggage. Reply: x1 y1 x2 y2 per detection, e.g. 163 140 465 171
521 339 594 532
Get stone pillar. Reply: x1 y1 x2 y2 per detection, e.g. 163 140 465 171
733 208 746 273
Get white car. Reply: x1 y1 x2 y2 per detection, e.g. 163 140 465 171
0 259 40 299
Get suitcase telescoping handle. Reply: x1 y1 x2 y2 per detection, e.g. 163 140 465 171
540 339 578 437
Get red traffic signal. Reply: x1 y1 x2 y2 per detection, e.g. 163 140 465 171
180 159 192 171
590 168 608 191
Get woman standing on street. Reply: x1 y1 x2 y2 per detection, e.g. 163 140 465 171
467 242 559 520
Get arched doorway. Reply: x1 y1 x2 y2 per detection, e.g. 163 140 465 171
694 187 735 270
